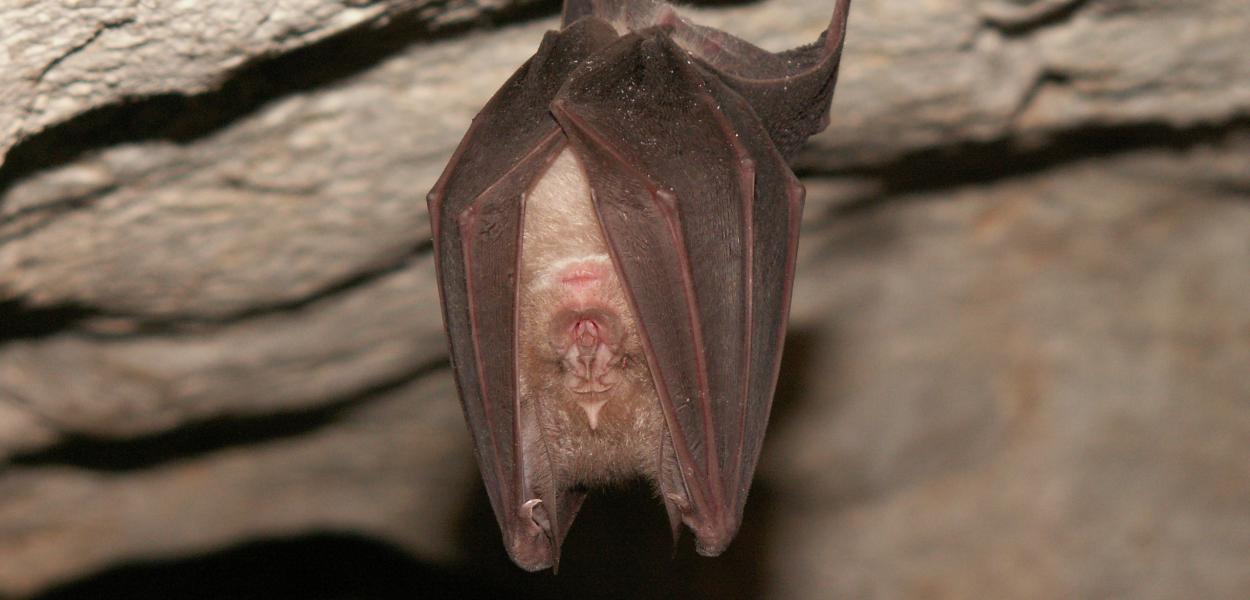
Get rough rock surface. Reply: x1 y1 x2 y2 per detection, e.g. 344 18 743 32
2 0 1248 597
0 0 527 163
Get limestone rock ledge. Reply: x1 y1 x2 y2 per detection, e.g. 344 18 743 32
2 0 1248 597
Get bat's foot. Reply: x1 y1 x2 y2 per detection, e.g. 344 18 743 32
663 492 737 558
692 526 736 558
689 510 739 558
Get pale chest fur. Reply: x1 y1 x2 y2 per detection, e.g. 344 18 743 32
516 148 667 489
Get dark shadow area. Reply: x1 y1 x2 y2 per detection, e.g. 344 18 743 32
5 362 444 473
0 0 563 348
8 316 823 600
6 401 355 473
799 116 1250 217
453 476 773 600
177 240 432 327
0 0 565 202
31 532 508 600
760 325 870 504
687 0 768 7
0 0 763 203
768 326 821 443
28 482 774 600
980 0 1092 36
434 327 825 599
0 299 95 343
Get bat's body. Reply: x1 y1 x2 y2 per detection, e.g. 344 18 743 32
429 0 852 571
518 148 666 481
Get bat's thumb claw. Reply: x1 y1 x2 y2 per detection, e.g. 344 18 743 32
507 499 557 572
521 498 552 537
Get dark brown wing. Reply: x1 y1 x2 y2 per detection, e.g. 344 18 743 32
427 18 619 571
550 1 851 554
673 0 853 159
563 0 852 158
551 28 809 555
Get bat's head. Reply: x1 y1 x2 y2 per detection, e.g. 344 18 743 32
517 149 661 437
544 261 628 430
554 308 623 394
521 255 651 432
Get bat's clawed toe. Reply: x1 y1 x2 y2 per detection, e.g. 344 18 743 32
691 520 738 558
661 492 737 558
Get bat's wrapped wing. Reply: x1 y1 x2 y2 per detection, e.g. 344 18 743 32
430 0 851 570
564 0 852 157
427 18 619 570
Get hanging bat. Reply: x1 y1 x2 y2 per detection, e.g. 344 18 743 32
428 0 851 571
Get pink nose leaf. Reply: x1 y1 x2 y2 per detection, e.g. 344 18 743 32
575 319 599 349
562 317 620 394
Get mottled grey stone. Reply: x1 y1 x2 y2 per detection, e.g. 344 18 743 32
1 0 1248 596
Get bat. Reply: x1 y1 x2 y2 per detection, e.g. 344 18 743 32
428 0 851 571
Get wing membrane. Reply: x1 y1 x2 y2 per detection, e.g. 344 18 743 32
427 18 618 570
553 30 802 554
